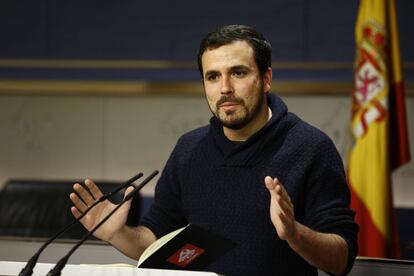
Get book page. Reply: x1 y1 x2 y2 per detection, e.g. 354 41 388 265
137 225 188 267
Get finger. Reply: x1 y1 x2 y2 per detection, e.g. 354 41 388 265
123 186 135 201
280 186 292 203
70 191 88 213
274 196 295 225
73 182 96 206
265 176 277 192
85 178 104 199
275 184 294 213
274 179 292 204
70 206 83 219
276 195 295 220
119 186 135 212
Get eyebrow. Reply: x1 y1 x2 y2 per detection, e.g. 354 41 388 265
204 65 251 78
204 70 218 78
230 65 251 72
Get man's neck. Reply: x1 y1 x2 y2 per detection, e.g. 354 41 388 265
223 105 272 142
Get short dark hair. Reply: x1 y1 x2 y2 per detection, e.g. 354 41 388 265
197 25 272 78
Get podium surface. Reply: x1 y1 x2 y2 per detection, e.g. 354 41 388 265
0 261 221 276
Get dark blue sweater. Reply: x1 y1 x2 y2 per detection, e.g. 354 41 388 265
141 93 358 276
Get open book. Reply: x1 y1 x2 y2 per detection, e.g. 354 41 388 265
137 224 235 271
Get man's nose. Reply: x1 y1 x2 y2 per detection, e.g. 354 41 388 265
220 75 234 95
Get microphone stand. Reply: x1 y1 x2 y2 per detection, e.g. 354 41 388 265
18 172 144 276
46 170 159 276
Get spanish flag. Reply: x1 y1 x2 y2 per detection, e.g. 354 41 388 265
348 0 410 258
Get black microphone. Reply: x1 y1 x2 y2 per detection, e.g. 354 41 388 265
46 170 159 276
18 172 144 276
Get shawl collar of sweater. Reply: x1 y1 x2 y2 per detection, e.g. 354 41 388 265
209 93 297 167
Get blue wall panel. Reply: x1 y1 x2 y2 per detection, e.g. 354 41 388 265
0 0 412 82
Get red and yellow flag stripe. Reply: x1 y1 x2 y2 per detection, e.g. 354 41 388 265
348 0 410 258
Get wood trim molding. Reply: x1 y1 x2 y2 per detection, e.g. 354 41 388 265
0 79 413 96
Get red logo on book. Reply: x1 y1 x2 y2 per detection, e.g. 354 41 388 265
166 243 205 268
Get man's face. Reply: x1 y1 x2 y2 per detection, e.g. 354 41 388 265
201 40 271 130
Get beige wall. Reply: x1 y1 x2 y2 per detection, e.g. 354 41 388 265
0 94 413 207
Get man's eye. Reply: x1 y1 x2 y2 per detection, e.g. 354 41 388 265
233 71 247 77
207 74 218 81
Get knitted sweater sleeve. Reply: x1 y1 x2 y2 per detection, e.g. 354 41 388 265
139 135 191 239
302 135 359 275
139 128 207 238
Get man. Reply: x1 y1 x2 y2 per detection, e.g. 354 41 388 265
70 25 358 275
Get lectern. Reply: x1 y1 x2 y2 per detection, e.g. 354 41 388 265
0 261 222 276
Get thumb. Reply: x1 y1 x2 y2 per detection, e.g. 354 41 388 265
264 176 277 191
119 186 135 215
122 186 135 203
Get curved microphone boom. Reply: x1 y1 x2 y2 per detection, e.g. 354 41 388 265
18 172 144 276
47 170 159 276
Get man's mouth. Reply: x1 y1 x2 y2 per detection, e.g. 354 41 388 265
220 102 239 107
219 102 241 112
216 96 243 112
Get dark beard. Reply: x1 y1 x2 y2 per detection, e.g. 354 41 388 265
215 91 265 130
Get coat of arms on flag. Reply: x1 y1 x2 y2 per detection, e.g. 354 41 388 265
348 0 410 259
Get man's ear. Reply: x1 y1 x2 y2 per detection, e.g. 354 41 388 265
263 67 272 93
